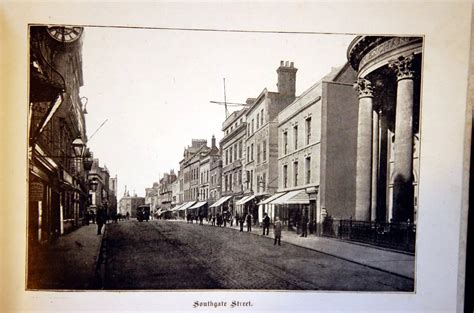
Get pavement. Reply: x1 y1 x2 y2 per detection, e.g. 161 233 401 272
27 217 414 289
27 222 105 289
185 218 415 280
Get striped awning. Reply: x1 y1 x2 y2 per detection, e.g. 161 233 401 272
189 201 207 209
270 190 310 205
179 201 196 211
258 192 286 205
209 195 232 208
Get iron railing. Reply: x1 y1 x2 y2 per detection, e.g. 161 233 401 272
322 218 416 252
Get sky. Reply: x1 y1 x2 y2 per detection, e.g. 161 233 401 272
79 27 355 198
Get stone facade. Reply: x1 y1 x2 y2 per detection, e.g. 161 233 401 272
347 36 422 223
276 63 359 230
220 109 247 214
241 61 297 219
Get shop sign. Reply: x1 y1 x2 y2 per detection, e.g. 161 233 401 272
30 182 44 201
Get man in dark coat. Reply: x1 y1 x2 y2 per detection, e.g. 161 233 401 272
300 212 309 237
239 214 244 232
262 213 270 236
96 208 106 235
246 212 252 232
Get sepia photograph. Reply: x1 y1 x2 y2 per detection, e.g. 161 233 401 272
1 1 472 312
27 25 421 292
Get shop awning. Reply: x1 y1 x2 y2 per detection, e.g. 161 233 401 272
209 195 232 208
239 195 255 205
270 190 310 205
171 203 185 212
235 195 251 206
258 192 286 205
189 201 207 209
179 201 196 211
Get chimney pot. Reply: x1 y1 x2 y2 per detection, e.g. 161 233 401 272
285 61 289 67
280 60 284 66
290 61 294 68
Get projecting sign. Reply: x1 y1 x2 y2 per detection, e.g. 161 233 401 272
30 182 44 201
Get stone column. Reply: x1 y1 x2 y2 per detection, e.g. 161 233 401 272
389 55 415 222
354 78 373 221
371 108 380 221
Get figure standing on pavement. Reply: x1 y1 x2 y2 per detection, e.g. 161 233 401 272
262 213 270 236
274 216 282 246
246 212 252 232
300 212 309 237
239 214 244 232
212 214 216 226
96 207 106 235
199 211 204 225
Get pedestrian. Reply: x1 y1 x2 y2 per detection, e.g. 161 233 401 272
212 214 216 226
217 213 223 227
274 216 282 246
199 212 204 225
246 212 252 232
186 212 191 224
96 207 106 235
84 210 90 225
223 212 227 227
239 214 244 232
262 213 270 236
126 212 130 220
300 212 309 237
91 210 96 224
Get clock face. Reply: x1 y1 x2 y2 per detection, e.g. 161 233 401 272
47 26 83 43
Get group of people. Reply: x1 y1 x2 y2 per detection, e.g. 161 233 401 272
84 207 131 235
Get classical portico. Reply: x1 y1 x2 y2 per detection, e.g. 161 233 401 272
348 36 422 223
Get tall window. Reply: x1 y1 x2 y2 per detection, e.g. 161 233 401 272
247 146 250 162
305 157 311 184
260 109 264 125
283 131 288 154
229 147 233 163
262 172 266 192
250 170 254 191
252 119 254 134
229 173 233 191
239 141 242 159
262 140 267 161
257 143 261 163
283 165 288 188
239 170 242 185
225 149 228 165
294 161 299 186
306 117 312 145
251 143 254 161
294 125 298 150
256 113 260 129
234 143 238 161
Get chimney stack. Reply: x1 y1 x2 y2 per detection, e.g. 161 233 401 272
211 135 216 149
276 60 297 97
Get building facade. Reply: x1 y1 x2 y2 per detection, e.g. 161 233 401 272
28 25 89 244
119 189 145 218
274 63 359 232
241 61 298 221
347 36 422 223
220 109 247 215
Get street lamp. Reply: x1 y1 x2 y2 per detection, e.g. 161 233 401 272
72 138 86 158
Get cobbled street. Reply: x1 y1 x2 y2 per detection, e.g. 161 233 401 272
101 220 414 291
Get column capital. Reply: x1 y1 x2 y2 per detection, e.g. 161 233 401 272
389 54 415 81
353 78 374 98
